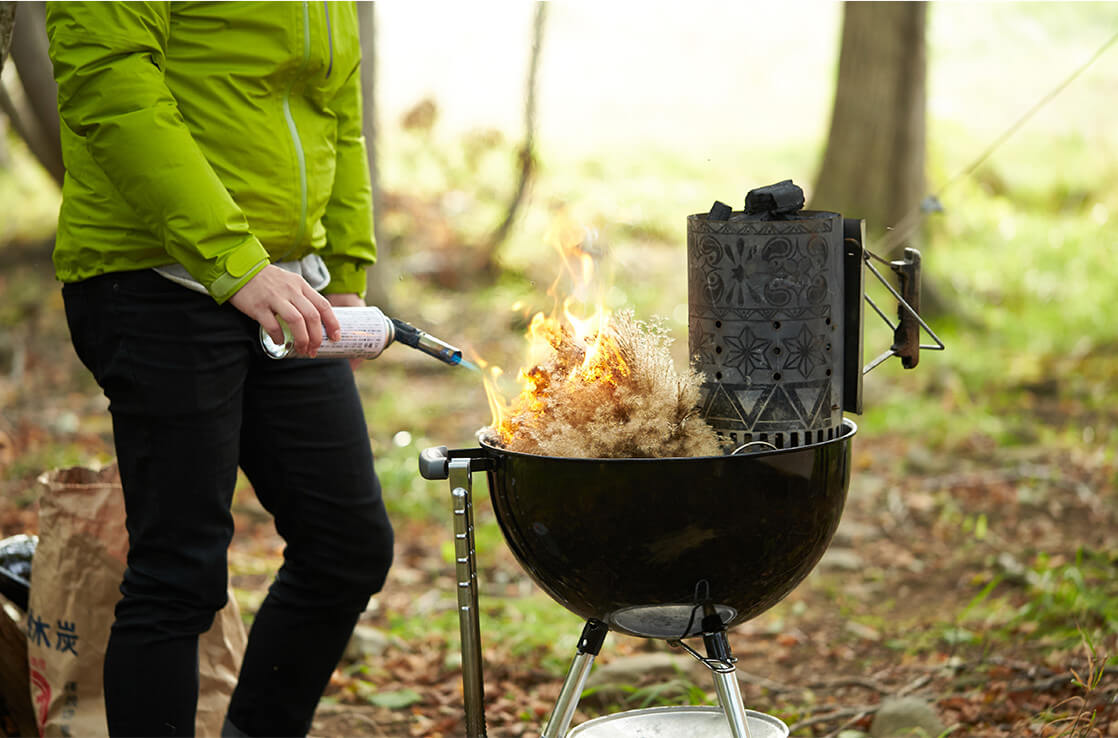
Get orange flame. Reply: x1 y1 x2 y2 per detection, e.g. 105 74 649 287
483 212 630 444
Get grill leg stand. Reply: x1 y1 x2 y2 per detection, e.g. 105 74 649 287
449 459 487 738
703 622 753 738
541 619 609 738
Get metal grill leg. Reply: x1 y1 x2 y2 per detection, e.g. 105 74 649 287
541 619 609 738
449 459 487 738
703 625 752 738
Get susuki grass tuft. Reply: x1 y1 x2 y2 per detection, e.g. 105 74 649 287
489 310 721 458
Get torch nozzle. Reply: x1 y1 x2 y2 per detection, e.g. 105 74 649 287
390 318 476 370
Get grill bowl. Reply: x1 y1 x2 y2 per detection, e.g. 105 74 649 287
478 420 855 638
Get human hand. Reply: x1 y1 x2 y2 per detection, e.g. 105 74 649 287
326 293 366 370
229 265 340 357
326 293 365 309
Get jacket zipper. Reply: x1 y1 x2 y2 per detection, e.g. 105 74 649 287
280 1 312 258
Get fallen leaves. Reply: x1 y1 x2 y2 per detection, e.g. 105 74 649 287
4 267 1118 738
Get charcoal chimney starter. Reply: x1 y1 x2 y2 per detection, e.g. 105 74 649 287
689 180 855 451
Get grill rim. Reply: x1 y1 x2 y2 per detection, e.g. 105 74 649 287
476 417 856 462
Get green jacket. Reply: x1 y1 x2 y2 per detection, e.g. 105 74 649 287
45 1 375 301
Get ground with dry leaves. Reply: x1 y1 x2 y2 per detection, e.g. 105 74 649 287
1 254 1116 738
297 433 1118 738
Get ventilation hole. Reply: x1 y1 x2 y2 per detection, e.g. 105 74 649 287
825 368 832 377
715 320 722 328
715 346 723 354
773 347 782 356
826 343 832 351
772 321 782 330
772 372 782 381
825 317 832 326
715 372 723 380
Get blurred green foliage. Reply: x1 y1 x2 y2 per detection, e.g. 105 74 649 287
2 8 1116 725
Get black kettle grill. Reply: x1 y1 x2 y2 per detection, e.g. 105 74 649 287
419 181 942 737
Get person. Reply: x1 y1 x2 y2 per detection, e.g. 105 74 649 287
44 3 394 736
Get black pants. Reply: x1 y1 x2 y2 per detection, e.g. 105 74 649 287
63 271 394 737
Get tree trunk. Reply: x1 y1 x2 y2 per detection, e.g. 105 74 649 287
0 2 14 76
0 3 13 168
358 1 393 312
6 1 63 186
480 2 547 262
811 1 926 255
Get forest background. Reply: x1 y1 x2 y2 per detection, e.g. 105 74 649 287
1 3 1117 737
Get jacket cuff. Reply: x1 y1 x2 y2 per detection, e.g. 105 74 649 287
205 237 271 303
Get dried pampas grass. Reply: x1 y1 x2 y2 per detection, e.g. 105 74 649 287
486 311 721 458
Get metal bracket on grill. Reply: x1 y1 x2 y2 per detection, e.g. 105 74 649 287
668 618 754 738
730 441 777 455
669 638 738 674
419 446 491 737
843 219 867 414
419 446 493 480
448 457 487 738
862 247 946 374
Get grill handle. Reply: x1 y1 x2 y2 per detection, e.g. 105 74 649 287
419 446 450 480
419 446 492 480
862 246 945 374
891 249 922 369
